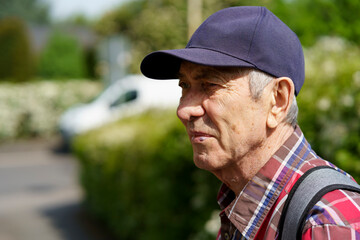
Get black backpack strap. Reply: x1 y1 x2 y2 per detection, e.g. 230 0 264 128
279 166 360 240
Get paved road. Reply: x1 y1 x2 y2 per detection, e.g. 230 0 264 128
0 138 115 240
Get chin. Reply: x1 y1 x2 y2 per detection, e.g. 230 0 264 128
193 154 221 171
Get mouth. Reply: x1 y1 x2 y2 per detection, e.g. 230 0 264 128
189 131 213 143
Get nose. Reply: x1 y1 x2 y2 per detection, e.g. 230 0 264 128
177 90 205 122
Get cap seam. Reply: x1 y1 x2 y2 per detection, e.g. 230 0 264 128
247 7 264 61
186 46 255 66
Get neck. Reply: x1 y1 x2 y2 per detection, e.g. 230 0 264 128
212 124 294 195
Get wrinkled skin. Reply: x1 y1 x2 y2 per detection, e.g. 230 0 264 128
176 61 294 194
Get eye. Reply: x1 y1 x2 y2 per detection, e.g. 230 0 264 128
208 82 218 87
202 82 218 89
178 81 190 89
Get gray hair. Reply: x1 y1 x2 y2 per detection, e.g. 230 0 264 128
247 69 298 127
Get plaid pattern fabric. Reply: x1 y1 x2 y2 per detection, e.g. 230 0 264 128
216 126 360 240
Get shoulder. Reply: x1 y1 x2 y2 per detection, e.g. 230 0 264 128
302 187 360 238
284 158 360 238
282 158 336 195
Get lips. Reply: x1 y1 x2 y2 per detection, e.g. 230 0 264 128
189 131 213 143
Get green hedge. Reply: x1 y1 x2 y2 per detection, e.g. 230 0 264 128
297 37 360 182
38 31 86 79
0 17 34 82
73 110 220 240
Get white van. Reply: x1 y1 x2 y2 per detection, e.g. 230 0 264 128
58 74 180 142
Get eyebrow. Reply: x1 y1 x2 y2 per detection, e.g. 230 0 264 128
177 72 185 79
178 68 220 80
194 71 212 81
178 65 237 84
195 68 230 83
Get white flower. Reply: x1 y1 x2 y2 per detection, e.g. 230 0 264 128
317 36 347 53
204 210 220 235
353 71 360 87
317 97 331 111
341 94 354 107
0 80 102 140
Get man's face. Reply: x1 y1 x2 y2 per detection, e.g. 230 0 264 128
177 61 269 172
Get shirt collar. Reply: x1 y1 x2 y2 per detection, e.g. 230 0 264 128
217 126 312 239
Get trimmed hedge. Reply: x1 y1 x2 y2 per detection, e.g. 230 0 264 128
0 17 34 82
73 110 221 240
38 31 86 79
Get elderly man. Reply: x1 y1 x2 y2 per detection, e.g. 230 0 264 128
140 6 360 240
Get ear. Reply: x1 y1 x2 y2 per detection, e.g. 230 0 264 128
266 77 294 129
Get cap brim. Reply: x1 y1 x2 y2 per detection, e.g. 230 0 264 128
140 48 255 79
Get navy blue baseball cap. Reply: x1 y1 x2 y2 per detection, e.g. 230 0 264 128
140 6 305 96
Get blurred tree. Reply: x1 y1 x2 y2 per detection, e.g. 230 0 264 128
95 0 360 73
297 36 360 181
64 14 91 26
38 31 86 79
0 17 34 82
270 0 360 46
0 0 50 24
95 0 187 73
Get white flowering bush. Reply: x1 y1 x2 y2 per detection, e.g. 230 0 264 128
0 80 102 141
298 36 360 181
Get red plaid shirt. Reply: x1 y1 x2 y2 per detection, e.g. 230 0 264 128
216 126 360 240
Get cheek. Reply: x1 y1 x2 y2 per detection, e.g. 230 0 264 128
202 100 224 127
205 92 234 115
204 95 238 127
212 95 243 122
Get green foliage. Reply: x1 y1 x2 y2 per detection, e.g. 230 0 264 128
73 110 220 240
298 37 360 181
270 0 360 46
0 0 50 24
38 31 86 79
95 0 360 73
0 17 34 82
95 0 253 73
95 0 146 36
96 0 188 73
